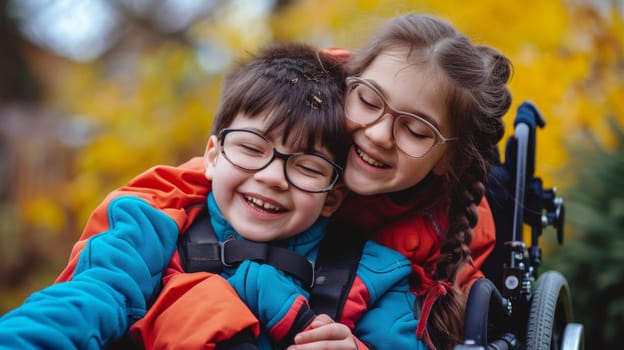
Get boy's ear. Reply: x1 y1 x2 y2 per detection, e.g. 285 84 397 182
320 182 348 217
203 135 219 181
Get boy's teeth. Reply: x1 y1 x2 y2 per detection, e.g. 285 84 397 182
245 195 283 212
357 147 385 168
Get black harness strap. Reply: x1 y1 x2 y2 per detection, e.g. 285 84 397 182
179 209 222 273
308 227 364 320
178 208 368 320
221 239 314 289
177 208 315 290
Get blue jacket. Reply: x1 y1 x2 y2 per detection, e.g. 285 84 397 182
209 192 425 349
0 158 429 349
0 197 179 349
130 192 428 349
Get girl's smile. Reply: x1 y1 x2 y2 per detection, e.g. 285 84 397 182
353 145 389 169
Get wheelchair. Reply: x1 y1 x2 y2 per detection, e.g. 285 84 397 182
455 101 585 350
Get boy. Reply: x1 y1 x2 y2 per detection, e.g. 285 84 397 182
130 41 350 349
128 43 413 349
0 42 415 350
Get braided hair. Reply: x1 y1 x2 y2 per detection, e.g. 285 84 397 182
347 14 512 349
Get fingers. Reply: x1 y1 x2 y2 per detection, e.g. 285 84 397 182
296 323 348 343
287 338 355 350
308 314 334 329
288 319 356 350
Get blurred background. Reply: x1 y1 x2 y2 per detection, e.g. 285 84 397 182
0 0 622 348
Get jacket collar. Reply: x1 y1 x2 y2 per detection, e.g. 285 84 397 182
206 193 327 260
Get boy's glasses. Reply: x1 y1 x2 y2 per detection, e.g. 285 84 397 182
218 128 342 193
344 76 457 158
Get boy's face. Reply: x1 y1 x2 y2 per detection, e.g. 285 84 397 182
203 113 345 242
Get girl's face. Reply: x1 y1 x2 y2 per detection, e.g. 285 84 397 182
343 48 453 195
203 114 344 242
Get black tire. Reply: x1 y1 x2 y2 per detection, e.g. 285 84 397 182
526 271 574 350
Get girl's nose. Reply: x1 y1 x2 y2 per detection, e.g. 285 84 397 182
253 158 289 190
363 113 394 149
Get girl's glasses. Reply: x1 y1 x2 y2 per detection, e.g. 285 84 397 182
218 128 342 193
344 76 457 158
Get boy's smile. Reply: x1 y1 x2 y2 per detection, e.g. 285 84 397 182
243 193 287 213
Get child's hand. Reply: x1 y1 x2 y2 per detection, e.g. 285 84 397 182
287 314 359 350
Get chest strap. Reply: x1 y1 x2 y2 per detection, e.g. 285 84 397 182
308 226 364 320
178 208 315 290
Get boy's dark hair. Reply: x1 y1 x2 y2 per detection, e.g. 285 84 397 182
212 42 349 166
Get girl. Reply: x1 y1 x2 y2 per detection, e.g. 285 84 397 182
291 14 512 350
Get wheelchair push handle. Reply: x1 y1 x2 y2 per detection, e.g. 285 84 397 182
509 101 564 244
511 101 545 242
513 101 546 179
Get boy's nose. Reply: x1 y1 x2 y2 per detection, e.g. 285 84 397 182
253 158 289 190
364 113 394 149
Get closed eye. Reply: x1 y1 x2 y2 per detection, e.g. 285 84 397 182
295 163 327 177
397 118 434 140
358 91 383 111
236 143 267 156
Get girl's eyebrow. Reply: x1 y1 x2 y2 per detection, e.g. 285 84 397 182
361 77 444 129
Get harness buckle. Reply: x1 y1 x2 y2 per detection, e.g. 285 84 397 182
220 239 235 268
309 259 315 290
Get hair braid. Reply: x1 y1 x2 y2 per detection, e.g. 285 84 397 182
438 39 512 278
430 40 511 350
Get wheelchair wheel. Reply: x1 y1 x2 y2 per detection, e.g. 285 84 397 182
561 323 584 350
526 271 577 350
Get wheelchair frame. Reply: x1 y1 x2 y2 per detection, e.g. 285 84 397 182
455 101 584 350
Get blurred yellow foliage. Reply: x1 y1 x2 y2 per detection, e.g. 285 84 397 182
22 196 66 234
273 0 623 189
6 1 622 308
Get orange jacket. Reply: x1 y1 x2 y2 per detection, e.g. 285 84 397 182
57 156 495 349
55 158 260 349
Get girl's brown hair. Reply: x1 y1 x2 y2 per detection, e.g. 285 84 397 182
348 14 512 349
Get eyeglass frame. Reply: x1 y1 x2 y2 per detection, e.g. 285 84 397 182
345 76 458 158
217 128 343 193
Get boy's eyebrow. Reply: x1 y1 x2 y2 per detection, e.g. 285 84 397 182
225 126 266 135
281 133 337 161
246 126 266 135
362 78 443 129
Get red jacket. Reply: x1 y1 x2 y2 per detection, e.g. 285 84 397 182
334 180 495 295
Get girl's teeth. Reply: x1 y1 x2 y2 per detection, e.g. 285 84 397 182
357 147 385 168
